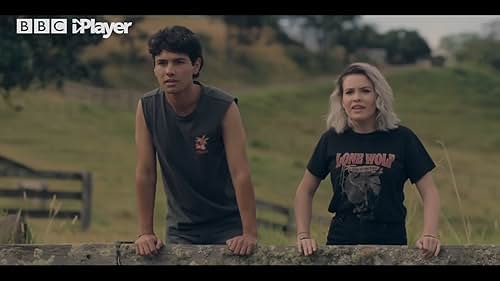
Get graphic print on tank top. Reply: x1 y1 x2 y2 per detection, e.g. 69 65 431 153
194 134 210 154
336 152 396 218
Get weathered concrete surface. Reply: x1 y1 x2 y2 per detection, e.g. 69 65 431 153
0 244 116 265
119 244 500 265
1 243 499 265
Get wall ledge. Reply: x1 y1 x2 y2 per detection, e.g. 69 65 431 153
0 243 498 265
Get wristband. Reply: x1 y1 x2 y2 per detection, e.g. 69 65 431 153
137 233 154 238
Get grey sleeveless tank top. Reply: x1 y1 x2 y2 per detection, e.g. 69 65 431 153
140 81 242 234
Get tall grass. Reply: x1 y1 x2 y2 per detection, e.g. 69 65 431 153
436 140 472 244
43 195 62 242
1 189 78 243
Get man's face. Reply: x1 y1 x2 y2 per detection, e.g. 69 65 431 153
153 50 201 95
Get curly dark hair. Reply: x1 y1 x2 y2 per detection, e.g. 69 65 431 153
148 25 204 78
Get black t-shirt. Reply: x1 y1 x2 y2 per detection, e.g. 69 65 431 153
307 125 435 223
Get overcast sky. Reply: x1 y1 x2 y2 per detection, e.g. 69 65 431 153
361 15 500 50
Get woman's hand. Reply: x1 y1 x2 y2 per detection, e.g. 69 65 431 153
416 234 441 259
296 232 318 256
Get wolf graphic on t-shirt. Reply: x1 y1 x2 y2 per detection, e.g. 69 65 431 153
341 165 383 217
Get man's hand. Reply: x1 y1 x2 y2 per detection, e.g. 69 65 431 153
135 233 164 256
226 234 257 256
416 234 441 259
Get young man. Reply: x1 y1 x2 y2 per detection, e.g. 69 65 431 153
134 25 257 256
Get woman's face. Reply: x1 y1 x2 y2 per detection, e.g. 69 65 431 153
341 74 377 125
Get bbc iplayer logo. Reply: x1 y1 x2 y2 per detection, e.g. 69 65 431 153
16 18 133 39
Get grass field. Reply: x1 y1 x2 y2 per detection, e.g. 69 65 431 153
1 64 499 245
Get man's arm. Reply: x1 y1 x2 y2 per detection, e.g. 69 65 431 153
222 101 258 256
134 100 163 256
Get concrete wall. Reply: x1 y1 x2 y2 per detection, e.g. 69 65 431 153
0 243 498 265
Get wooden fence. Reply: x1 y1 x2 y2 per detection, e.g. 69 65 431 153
0 155 92 230
256 199 331 236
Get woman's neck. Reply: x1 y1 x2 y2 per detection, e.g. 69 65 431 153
350 119 376 134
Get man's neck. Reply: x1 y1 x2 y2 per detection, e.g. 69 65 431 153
165 83 201 117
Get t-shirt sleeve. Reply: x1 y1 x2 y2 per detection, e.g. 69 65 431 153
306 131 331 180
404 128 436 184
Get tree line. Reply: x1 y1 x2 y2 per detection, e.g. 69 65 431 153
5 15 498 110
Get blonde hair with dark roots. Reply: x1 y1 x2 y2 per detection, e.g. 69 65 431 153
326 62 400 133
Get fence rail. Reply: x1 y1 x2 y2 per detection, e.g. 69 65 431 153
0 155 92 230
255 199 331 235
2 209 81 219
0 188 82 200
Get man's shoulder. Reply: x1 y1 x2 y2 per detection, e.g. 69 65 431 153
201 83 237 104
142 88 162 100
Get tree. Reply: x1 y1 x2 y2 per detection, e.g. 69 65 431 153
382 29 431 64
439 31 500 71
220 16 279 59
439 32 480 57
303 16 360 55
311 16 360 68
117 16 148 63
337 24 383 53
483 19 500 40
0 16 105 111
279 16 360 69
457 38 500 70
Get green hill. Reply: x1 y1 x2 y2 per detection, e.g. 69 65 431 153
83 15 313 92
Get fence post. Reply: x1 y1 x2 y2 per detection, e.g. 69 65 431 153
81 172 92 231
